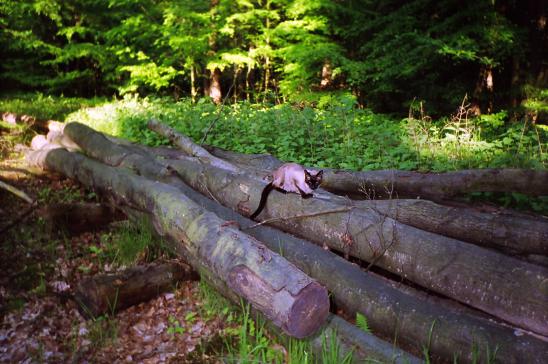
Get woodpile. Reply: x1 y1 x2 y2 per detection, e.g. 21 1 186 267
26 121 548 363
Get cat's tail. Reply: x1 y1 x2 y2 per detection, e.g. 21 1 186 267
250 182 274 220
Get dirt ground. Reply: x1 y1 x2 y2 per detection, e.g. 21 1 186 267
0 128 234 363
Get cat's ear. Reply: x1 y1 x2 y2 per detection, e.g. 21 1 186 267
315 170 324 179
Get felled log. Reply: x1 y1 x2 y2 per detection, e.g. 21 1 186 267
148 118 240 172
355 199 548 256
37 202 125 234
204 145 548 199
26 147 329 338
75 261 197 317
146 155 548 336
62 121 548 337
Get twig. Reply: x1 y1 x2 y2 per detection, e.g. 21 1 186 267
244 207 353 230
0 179 34 203
365 219 398 272
200 82 235 144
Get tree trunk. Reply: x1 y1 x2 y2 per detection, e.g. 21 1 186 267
122 205 420 364
190 64 197 103
113 133 548 257
27 147 329 339
135 159 547 363
209 67 222 104
354 199 548 256
74 261 197 317
147 119 240 172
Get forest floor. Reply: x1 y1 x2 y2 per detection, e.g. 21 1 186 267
0 123 240 363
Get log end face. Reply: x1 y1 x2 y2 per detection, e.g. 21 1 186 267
285 282 329 338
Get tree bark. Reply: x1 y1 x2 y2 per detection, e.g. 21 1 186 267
74 261 197 317
354 199 548 256
106 134 548 257
149 159 548 336
122 206 420 364
27 147 329 339
201 145 548 255
147 119 240 172
209 68 222 104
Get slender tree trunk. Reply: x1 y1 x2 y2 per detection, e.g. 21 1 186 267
263 0 271 103
209 68 222 104
190 64 197 103
246 63 253 101
320 60 333 89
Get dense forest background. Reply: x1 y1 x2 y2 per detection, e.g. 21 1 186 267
1 0 546 117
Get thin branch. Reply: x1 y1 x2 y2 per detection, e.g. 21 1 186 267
200 82 235 144
0 179 34 203
244 207 353 230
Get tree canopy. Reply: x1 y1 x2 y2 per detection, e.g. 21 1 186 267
1 0 546 115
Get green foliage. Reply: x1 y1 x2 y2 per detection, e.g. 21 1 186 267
1 0 542 115
68 96 546 174
355 312 371 334
0 93 104 121
100 219 169 266
320 330 353 364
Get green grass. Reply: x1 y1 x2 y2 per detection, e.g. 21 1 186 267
99 219 168 266
196 280 355 364
3 93 546 172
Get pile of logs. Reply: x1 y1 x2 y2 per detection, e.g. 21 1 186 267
26 120 548 363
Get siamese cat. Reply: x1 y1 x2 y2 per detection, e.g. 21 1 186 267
250 163 323 220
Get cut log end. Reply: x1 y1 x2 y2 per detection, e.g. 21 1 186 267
285 281 330 338
227 265 329 338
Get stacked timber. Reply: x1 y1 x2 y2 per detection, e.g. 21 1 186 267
26 120 548 363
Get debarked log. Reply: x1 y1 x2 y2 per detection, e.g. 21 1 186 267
75 260 198 317
60 122 548 336
26 147 329 339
